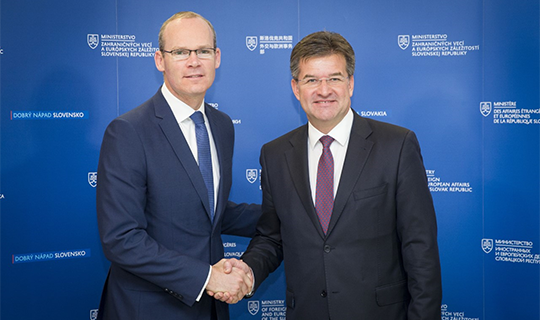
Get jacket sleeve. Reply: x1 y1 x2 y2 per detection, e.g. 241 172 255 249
241 145 284 292
395 130 442 319
96 117 209 306
221 201 261 238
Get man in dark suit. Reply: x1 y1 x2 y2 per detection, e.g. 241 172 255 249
226 31 442 319
96 11 260 320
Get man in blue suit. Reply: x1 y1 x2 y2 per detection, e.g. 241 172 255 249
96 11 260 320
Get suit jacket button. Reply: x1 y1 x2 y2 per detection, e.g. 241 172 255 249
324 245 331 253
321 290 327 298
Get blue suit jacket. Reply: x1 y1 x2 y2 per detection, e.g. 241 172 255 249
242 112 442 319
96 89 260 320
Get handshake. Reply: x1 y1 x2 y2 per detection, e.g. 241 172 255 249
206 258 254 304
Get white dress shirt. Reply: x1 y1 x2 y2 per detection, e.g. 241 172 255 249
161 85 220 209
307 108 354 205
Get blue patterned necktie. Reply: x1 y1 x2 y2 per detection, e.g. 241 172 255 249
190 111 214 221
316 135 334 234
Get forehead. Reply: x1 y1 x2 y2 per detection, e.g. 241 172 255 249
163 17 213 48
298 54 347 77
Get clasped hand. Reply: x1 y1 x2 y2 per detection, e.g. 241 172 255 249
206 258 253 304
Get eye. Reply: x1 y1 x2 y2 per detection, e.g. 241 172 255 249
328 77 342 83
304 78 318 84
198 49 213 55
173 49 189 56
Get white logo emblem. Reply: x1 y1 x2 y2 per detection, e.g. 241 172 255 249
87 34 99 50
246 36 258 51
88 172 97 188
398 35 410 50
248 300 260 315
480 101 492 117
246 169 258 184
89 309 98 320
482 238 493 254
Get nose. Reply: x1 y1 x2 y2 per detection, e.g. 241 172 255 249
316 79 332 95
186 51 201 67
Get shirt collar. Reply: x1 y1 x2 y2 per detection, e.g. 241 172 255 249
161 83 206 122
308 108 354 149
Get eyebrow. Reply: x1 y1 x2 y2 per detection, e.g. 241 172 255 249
300 72 344 80
169 45 214 50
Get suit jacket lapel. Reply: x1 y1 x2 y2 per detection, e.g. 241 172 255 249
205 104 226 224
284 125 327 238
153 91 213 220
327 112 374 236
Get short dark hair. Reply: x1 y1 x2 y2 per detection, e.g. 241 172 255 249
290 31 355 79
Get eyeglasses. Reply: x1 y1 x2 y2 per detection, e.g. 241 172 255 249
162 48 216 60
296 76 349 88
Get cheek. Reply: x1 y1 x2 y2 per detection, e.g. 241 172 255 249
336 88 351 100
300 89 317 102
299 94 312 107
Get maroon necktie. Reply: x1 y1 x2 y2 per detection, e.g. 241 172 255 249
316 135 334 234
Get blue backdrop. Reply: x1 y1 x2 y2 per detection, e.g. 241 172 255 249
1 0 539 319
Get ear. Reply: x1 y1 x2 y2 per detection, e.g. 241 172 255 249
155 50 165 72
291 78 300 101
348 74 355 97
214 48 221 69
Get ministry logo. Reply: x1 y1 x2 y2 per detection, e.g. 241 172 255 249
246 169 258 184
246 36 258 51
248 300 260 315
482 238 493 254
88 172 97 188
89 309 98 320
398 35 410 50
480 101 492 117
87 34 99 50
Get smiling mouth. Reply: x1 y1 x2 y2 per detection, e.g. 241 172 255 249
314 100 335 104
185 74 204 79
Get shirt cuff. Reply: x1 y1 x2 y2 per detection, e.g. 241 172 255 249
197 265 212 302
245 267 255 298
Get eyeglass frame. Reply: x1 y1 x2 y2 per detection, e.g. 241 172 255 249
161 48 217 60
294 75 350 87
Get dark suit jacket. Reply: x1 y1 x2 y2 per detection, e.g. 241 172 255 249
242 111 442 319
96 89 260 320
